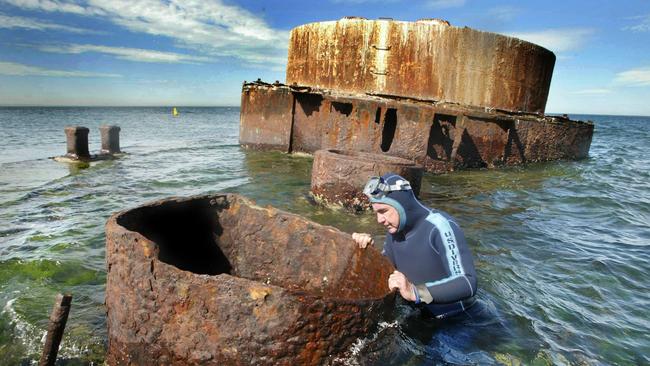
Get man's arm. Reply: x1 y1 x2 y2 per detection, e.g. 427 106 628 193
413 274 476 304
414 214 478 304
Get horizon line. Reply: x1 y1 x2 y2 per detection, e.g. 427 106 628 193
0 105 648 118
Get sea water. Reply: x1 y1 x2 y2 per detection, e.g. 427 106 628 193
0 107 648 365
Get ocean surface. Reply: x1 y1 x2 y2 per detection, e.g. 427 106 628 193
0 107 648 365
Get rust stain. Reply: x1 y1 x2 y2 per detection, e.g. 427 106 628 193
287 18 555 113
248 286 271 301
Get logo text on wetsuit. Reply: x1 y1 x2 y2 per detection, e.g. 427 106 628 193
444 231 462 276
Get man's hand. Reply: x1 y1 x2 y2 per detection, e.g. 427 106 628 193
388 270 416 302
352 233 374 249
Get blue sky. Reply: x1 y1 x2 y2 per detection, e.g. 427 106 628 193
0 0 649 115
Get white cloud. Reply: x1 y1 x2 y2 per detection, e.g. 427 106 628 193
615 67 650 86
505 28 594 53
37 44 212 63
623 14 650 32
0 13 99 33
0 0 100 15
425 0 466 9
1 0 289 67
571 88 612 95
0 61 121 77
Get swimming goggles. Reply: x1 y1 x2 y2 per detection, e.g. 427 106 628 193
363 176 412 199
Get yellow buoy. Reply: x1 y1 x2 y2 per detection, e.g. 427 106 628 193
172 107 179 117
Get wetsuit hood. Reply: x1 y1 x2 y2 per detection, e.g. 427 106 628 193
368 173 430 234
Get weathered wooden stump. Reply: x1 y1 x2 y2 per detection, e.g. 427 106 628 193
39 294 72 366
64 126 90 160
99 125 121 154
310 149 423 211
105 193 395 365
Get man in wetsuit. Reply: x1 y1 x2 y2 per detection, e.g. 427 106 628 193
352 173 478 319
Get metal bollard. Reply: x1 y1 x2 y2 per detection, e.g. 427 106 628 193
99 125 121 154
64 126 90 160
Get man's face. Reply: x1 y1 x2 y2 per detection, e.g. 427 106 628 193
371 203 400 234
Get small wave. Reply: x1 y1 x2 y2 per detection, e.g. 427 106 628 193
2 298 44 357
331 321 401 366
2 296 106 363
0 227 29 237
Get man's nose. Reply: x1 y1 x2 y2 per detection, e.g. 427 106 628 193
376 214 384 224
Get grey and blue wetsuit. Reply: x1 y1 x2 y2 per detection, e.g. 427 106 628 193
370 174 478 319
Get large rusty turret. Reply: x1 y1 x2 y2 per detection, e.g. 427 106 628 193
287 18 555 113
240 17 593 173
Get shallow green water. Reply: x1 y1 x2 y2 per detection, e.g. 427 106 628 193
0 107 648 365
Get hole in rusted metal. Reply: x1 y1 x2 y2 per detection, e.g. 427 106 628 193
296 93 324 117
117 198 232 276
457 129 487 168
374 108 381 124
427 114 456 160
332 101 353 116
381 108 397 152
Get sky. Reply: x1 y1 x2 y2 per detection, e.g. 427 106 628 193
0 0 649 115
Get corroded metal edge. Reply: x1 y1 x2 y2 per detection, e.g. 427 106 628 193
292 18 553 54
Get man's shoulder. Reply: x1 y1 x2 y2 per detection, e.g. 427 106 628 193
426 209 460 224
424 210 462 234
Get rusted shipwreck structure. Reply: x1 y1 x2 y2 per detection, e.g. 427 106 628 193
240 18 593 172
105 194 394 365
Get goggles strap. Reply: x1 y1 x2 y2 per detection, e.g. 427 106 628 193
368 179 411 197
384 179 411 192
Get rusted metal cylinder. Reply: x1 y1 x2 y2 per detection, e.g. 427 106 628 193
105 193 395 365
286 18 555 113
64 126 90 160
310 149 423 210
100 125 121 154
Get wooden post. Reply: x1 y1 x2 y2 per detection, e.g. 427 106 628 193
39 294 72 366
